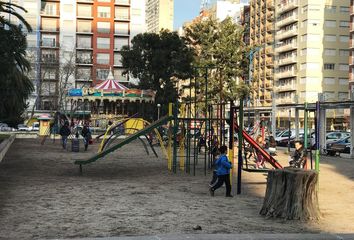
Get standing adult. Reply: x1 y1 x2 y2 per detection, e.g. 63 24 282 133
59 121 71 149
209 145 233 197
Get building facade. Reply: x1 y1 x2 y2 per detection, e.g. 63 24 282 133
249 0 275 107
350 0 354 96
146 0 173 33
6 0 145 111
274 0 350 105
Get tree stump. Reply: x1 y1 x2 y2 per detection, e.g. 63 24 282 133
260 168 320 220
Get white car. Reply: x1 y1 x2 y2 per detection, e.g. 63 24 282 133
17 124 31 131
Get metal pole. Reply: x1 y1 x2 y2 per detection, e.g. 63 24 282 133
288 109 291 152
204 67 208 176
237 99 244 195
229 102 234 187
271 92 276 137
172 102 178 173
304 102 308 169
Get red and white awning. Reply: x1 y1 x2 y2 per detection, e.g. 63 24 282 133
94 69 129 91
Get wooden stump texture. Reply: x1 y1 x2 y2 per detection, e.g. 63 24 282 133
260 168 320 220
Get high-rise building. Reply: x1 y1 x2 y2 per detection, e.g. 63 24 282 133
5 0 145 111
146 0 173 33
274 0 350 105
350 0 354 96
249 0 275 107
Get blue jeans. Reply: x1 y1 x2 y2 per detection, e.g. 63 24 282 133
62 136 68 149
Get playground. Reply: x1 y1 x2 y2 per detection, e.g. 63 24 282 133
0 138 353 239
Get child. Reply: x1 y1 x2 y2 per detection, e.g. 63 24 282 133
255 135 266 169
209 145 233 197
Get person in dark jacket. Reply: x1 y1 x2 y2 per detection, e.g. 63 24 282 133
289 140 307 168
81 123 91 151
209 145 233 197
59 121 71 149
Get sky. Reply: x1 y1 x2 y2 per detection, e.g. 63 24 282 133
174 0 201 30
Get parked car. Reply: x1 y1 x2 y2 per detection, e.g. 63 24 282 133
275 129 304 147
310 131 351 148
0 123 14 132
326 137 351 156
17 124 31 131
30 122 40 131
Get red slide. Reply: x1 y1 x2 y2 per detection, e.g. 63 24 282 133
234 124 283 169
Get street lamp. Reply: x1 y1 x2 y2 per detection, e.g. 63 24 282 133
157 103 161 119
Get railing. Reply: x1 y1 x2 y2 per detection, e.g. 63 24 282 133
278 0 298 14
276 56 297 65
275 28 297 40
275 69 296 78
275 42 297 52
275 84 296 92
276 14 298 28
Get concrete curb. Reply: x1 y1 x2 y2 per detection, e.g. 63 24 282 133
0 134 16 163
53 233 354 240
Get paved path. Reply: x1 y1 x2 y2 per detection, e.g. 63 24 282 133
56 233 354 240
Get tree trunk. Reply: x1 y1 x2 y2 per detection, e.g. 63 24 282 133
260 168 320 220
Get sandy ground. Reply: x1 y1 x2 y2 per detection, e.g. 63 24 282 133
0 138 353 240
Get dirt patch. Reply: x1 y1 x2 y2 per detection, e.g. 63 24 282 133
0 139 353 240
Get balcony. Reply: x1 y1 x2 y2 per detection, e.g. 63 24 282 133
266 0 274 10
115 15 130 22
275 84 296 92
276 14 298 28
275 69 296 79
275 28 297 40
265 80 273 88
277 0 298 15
76 58 93 65
77 13 93 20
265 70 273 77
76 45 93 50
41 41 59 48
276 55 297 66
276 97 295 104
275 42 297 53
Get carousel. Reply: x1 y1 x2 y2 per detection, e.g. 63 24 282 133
67 70 156 124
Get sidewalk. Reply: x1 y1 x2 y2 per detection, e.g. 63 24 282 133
55 233 354 240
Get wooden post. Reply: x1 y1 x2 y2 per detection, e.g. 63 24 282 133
260 168 320 220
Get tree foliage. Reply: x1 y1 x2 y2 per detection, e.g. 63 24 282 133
184 17 251 102
121 30 194 113
0 1 33 126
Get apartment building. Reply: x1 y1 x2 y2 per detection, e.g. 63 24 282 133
249 0 275 107
146 0 173 33
350 0 354 96
5 0 145 111
274 0 350 105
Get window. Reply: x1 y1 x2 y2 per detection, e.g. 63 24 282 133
114 53 122 66
338 92 348 100
115 22 129 35
324 35 336 42
77 67 92 80
41 2 57 16
96 68 109 80
325 20 336 27
97 53 110 65
115 7 129 20
339 35 349 42
76 51 92 64
77 20 92 33
325 5 336 13
324 77 335 85
98 6 111 18
62 36 74 48
78 4 92 17
97 37 110 49
41 34 56 47
323 92 335 101
324 63 335 70
339 21 349 28
339 64 349 71
114 37 129 50
324 49 336 56
42 18 57 31
77 36 92 48
340 6 349 13
97 22 110 33
339 78 348 85
339 50 349 56
41 50 57 62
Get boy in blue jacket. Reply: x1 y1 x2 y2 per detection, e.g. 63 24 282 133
209 145 233 197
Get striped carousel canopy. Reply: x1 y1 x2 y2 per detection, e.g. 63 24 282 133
94 69 129 91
